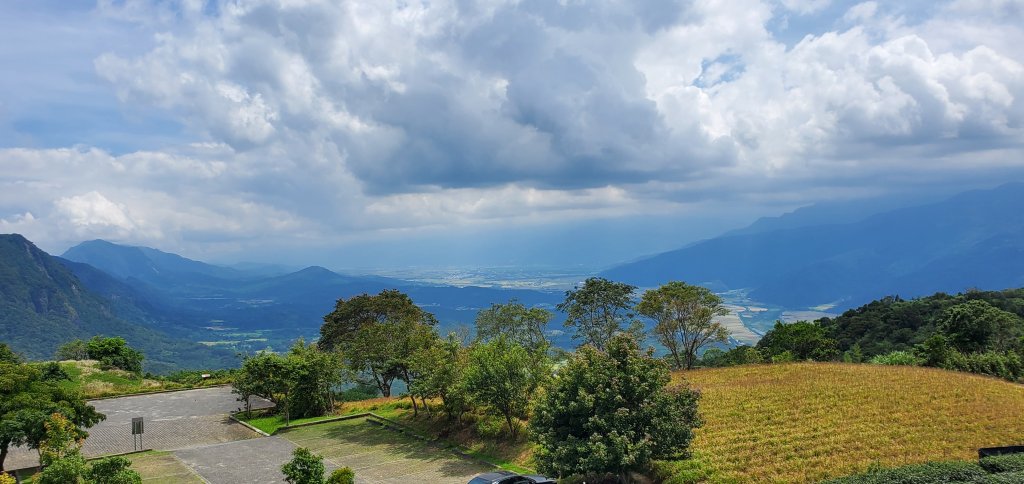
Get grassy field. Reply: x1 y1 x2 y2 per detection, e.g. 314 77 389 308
660 363 1024 483
51 360 229 399
128 451 204 483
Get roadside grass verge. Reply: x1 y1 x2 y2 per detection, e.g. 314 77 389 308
47 360 230 399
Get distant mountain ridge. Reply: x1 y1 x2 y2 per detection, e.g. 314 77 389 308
60 238 567 352
602 183 1024 309
0 234 236 372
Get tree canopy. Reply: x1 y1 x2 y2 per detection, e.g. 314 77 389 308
557 277 641 350
474 299 551 353
637 281 730 369
530 334 702 480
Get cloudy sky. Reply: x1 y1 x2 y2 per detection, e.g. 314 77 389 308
1 0 1023 269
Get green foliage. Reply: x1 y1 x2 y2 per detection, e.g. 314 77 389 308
38 453 88 484
700 345 764 367
0 472 14 484
530 334 702 479
474 299 551 352
938 300 1023 353
337 383 379 402
637 281 730 369
326 467 355 484
409 333 471 422
0 344 19 364
0 357 103 472
233 342 346 423
281 447 325 484
980 453 1024 474
869 350 924 366
56 339 90 361
40 362 71 381
757 320 839 361
823 460 992 483
87 456 142 484
465 336 547 437
320 289 437 398
286 340 345 419
944 350 1023 381
86 337 144 373
557 277 641 350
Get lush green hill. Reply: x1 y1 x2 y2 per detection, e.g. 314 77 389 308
602 183 1024 309
0 234 237 373
818 288 1024 357
660 363 1024 483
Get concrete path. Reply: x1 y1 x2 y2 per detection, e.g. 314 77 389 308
174 436 331 484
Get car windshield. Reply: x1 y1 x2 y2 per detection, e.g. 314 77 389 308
468 478 493 484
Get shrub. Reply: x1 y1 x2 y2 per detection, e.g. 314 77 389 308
281 447 325 484
869 350 923 366
88 456 142 484
0 473 14 484
824 460 986 483
38 454 89 484
945 351 1023 382
86 337 143 373
980 453 1024 473
326 467 355 484
976 470 1024 483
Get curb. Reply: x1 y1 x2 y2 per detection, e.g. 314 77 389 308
228 413 271 437
87 384 232 401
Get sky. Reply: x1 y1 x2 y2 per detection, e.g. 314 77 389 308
1 0 1023 269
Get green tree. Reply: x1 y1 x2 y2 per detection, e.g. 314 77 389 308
234 352 294 424
37 414 140 484
409 333 471 422
757 321 840 361
281 447 325 484
637 281 730 369
0 344 19 364
86 337 143 373
0 360 103 472
320 290 437 398
55 340 89 361
464 336 547 437
557 277 641 350
530 334 702 480
286 340 345 419
938 300 1023 353
475 299 551 353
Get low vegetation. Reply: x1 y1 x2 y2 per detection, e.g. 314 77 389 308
823 452 1024 483
661 362 1024 483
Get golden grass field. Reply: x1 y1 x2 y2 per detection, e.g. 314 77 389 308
666 363 1024 483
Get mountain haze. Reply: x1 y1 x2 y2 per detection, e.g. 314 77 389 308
603 183 1024 309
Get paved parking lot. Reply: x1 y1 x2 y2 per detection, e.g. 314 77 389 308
8 388 492 484
83 386 273 456
5 386 272 471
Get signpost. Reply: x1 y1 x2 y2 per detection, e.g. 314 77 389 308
131 417 144 451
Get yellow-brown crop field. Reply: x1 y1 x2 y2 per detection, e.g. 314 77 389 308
666 362 1024 483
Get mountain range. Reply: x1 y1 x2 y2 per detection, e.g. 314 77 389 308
0 234 237 373
603 182 1024 309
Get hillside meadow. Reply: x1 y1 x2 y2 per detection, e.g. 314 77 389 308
663 363 1024 483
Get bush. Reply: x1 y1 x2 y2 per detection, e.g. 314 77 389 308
88 456 142 484
824 460 986 483
86 337 144 373
980 453 1024 473
281 447 325 484
38 454 89 484
945 351 1023 382
701 346 764 367
976 470 1024 483
0 473 14 484
326 467 355 484
869 350 923 366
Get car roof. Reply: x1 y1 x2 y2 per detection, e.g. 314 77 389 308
473 470 517 480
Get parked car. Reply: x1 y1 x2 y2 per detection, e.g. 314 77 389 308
468 470 556 484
